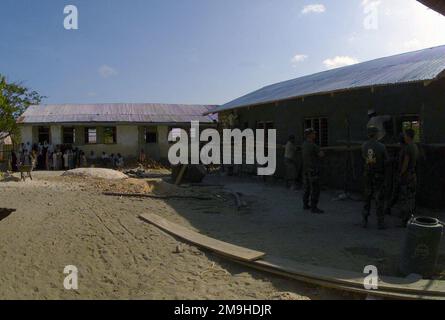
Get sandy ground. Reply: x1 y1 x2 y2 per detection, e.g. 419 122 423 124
190 175 445 278
0 171 351 300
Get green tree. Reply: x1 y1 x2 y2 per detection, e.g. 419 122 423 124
0 75 44 145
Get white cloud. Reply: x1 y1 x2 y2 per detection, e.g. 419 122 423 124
301 4 326 14
387 0 445 53
291 54 308 67
98 65 118 78
323 56 359 69
361 0 381 7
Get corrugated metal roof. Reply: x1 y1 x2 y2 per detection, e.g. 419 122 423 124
215 45 445 113
418 0 445 15
18 103 218 124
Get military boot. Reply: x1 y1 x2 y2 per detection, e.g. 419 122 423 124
311 207 325 214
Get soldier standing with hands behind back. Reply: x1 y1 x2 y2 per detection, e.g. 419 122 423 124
302 128 325 214
362 126 389 230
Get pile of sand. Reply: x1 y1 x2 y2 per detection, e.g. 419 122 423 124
62 168 128 180
97 178 181 195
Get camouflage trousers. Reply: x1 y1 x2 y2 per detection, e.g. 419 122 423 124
303 170 320 208
399 173 417 221
363 173 386 220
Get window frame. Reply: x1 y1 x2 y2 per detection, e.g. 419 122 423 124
303 117 329 147
399 114 422 143
38 126 51 144
168 127 185 144
85 127 98 145
103 127 117 145
144 127 158 144
63 127 76 144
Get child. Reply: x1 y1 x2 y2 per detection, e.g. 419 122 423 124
80 152 87 168
116 153 124 170
63 151 69 170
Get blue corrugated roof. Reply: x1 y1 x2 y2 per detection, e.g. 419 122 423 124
215 45 445 113
18 103 218 124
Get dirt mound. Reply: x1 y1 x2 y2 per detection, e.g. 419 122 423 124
98 178 180 195
62 168 128 180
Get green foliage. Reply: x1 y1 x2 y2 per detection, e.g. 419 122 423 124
0 75 44 145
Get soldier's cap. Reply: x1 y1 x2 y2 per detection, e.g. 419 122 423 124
304 128 317 136
367 125 379 136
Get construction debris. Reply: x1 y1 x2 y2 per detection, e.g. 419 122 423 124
172 165 207 185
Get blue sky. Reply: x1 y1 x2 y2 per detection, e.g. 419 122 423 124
1 0 444 105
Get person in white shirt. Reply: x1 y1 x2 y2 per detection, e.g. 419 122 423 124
116 153 124 170
52 152 58 170
63 151 69 170
284 135 298 190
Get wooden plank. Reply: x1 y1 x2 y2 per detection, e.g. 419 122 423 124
256 256 445 297
104 192 212 201
139 213 445 299
232 258 442 300
139 213 265 262
175 165 188 185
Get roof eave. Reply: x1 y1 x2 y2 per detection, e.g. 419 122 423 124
213 79 434 114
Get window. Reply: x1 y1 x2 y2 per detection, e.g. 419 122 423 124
400 115 422 143
38 127 50 144
85 128 97 144
145 127 158 144
256 121 265 130
63 127 76 144
304 117 328 147
168 127 183 143
255 121 274 152
103 127 117 144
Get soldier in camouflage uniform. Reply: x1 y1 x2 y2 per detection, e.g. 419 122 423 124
302 128 325 214
398 128 419 227
362 126 389 230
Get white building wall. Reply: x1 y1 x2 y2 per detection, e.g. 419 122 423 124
20 126 34 145
50 125 62 145
158 125 171 160
79 125 140 158
18 124 180 162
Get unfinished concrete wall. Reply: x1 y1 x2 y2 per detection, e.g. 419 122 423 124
422 77 445 144
223 79 445 208
235 81 434 146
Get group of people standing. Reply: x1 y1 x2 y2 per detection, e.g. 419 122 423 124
10 141 89 172
284 124 419 230
9 142 126 172
362 126 419 229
